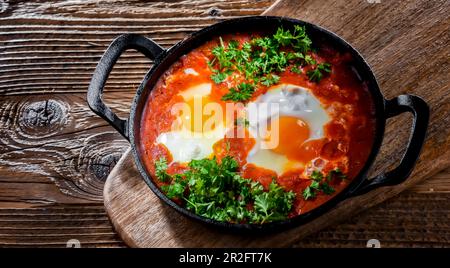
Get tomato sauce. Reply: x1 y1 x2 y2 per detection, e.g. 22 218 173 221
140 33 376 216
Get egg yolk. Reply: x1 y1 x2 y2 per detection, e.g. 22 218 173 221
266 116 311 160
182 96 225 133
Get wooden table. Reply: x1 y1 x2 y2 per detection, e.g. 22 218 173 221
0 0 448 248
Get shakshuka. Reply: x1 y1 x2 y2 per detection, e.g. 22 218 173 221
139 26 376 224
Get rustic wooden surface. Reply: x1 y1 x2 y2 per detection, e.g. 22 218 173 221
0 0 449 247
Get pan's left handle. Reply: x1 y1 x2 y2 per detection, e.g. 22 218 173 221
87 34 166 140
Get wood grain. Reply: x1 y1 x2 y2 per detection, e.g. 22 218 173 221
0 204 126 248
0 0 274 204
1 0 449 247
0 0 271 95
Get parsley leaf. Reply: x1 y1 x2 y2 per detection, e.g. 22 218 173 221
302 169 344 200
291 66 302 74
320 182 335 195
163 181 185 199
260 73 280 87
254 193 270 216
304 54 316 65
303 180 319 200
273 25 312 53
310 170 323 181
154 157 171 182
211 71 227 84
327 168 347 182
221 82 255 102
303 180 320 200
307 62 332 82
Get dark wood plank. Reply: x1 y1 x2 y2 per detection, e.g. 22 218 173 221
0 0 272 96
0 93 131 203
298 191 450 248
0 0 274 205
0 204 125 248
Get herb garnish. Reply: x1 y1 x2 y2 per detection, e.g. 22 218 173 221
155 156 296 223
302 168 345 200
291 65 302 74
210 70 228 84
327 168 346 182
306 62 332 83
208 26 331 101
221 82 255 102
155 157 171 182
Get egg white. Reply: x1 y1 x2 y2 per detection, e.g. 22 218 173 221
156 82 228 163
156 125 227 163
245 84 330 175
184 68 199 76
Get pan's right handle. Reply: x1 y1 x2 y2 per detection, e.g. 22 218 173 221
87 34 166 140
348 95 429 197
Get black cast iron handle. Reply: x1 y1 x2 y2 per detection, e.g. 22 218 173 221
87 34 165 140
348 94 429 197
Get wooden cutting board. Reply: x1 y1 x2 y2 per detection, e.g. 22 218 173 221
103 0 450 247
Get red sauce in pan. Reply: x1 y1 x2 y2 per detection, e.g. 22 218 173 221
140 33 376 216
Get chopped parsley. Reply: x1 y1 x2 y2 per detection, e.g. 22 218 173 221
327 168 346 182
302 168 345 200
210 71 227 84
260 73 280 87
320 182 335 195
221 82 255 102
304 54 316 65
154 156 296 224
154 157 171 182
310 170 323 181
302 180 321 200
291 65 302 74
273 25 312 53
208 25 331 102
307 62 332 82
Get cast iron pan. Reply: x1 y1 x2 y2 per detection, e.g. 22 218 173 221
87 16 429 232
